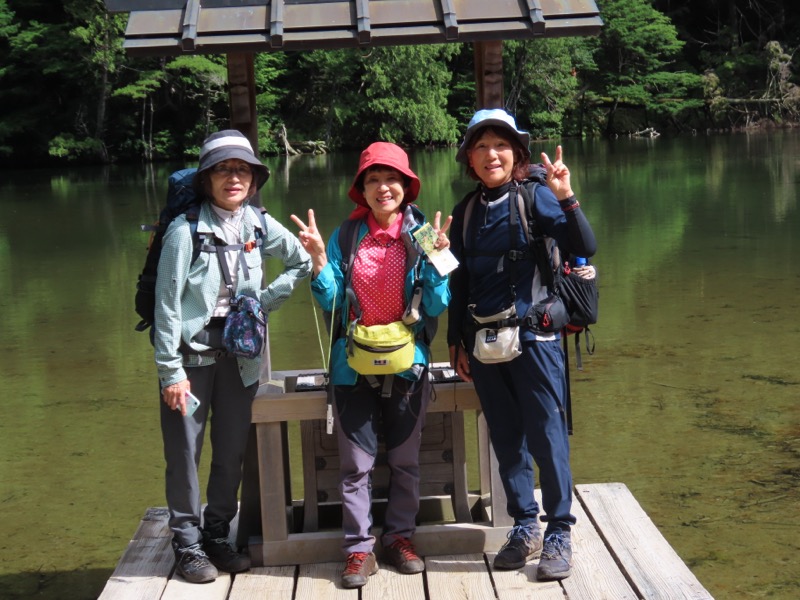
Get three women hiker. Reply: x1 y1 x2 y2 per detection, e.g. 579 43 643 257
153 113 595 587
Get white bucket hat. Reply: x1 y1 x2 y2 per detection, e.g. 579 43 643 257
455 109 531 165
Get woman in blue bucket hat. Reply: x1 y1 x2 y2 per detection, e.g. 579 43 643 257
446 109 597 581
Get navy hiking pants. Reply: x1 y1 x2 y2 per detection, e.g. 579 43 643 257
469 340 576 532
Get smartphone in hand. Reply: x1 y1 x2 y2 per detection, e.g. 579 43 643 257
185 391 201 417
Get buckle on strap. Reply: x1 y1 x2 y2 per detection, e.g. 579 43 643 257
508 249 527 261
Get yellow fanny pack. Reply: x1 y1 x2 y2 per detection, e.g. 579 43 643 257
346 320 415 375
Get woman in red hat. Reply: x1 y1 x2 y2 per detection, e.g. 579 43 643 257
292 142 451 589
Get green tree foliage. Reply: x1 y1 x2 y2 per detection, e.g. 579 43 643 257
1 1 799 165
592 0 704 134
360 45 461 146
655 0 800 127
504 38 597 138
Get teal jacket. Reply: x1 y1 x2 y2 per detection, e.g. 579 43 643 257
310 205 450 385
154 201 311 388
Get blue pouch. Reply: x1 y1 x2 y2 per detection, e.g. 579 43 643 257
223 295 267 359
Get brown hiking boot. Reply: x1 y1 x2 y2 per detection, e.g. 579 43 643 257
341 552 378 588
383 536 425 574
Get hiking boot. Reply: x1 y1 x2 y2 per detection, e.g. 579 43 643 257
383 536 425 574
202 535 251 573
536 530 573 581
173 542 218 584
341 552 378 589
493 523 543 570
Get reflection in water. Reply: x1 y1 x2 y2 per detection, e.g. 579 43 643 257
0 132 797 599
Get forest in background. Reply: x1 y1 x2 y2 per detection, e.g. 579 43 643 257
1 0 799 166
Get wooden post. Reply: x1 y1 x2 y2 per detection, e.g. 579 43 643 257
473 41 504 110
226 52 262 207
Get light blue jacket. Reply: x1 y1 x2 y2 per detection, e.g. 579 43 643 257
310 205 450 385
154 201 311 387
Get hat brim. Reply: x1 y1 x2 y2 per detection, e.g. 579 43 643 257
347 158 421 206
197 146 270 190
455 119 531 165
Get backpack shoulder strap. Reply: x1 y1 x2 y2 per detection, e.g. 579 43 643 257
248 204 269 237
516 182 557 291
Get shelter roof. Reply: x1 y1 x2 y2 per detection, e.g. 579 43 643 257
105 0 602 56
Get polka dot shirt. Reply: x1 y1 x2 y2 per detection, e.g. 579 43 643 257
350 212 407 326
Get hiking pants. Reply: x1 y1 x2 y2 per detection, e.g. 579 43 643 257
469 340 576 533
334 369 431 554
160 356 258 547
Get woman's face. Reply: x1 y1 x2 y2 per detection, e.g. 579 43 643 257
362 167 407 223
208 159 253 210
467 129 516 188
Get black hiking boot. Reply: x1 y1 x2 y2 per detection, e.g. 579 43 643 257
173 542 218 584
536 530 573 581
493 523 543 570
202 534 251 573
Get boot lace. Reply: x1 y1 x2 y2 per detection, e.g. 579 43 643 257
507 524 535 544
388 536 420 561
344 552 370 575
541 531 568 559
177 543 210 567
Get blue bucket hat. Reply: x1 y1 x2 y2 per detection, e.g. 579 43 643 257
455 109 531 165
196 129 270 190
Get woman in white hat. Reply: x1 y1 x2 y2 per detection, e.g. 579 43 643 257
155 129 311 584
447 109 597 581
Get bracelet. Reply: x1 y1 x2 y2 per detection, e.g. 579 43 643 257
559 195 580 211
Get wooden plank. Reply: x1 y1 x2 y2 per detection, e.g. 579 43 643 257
255 522 511 566
425 553 495 600
363 564 425 600
256 422 289 542
161 573 232 599
576 483 714 600
296 561 359 599
251 379 481 423
562 488 638 599
98 508 173 600
487 554 565 600
228 566 297 600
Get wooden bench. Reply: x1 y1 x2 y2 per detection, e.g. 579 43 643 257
241 365 515 566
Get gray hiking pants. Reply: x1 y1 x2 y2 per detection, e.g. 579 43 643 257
160 356 258 548
334 370 431 554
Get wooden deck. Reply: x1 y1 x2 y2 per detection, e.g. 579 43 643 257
99 482 714 600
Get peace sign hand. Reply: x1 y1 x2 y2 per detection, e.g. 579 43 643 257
290 209 327 273
541 145 574 201
433 211 453 249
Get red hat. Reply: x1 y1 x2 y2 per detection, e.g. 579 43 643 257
347 142 421 206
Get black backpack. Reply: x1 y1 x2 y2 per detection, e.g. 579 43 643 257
134 168 268 334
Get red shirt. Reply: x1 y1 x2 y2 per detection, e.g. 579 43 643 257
350 213 407 326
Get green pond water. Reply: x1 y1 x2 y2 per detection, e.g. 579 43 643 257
0 132 798 599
